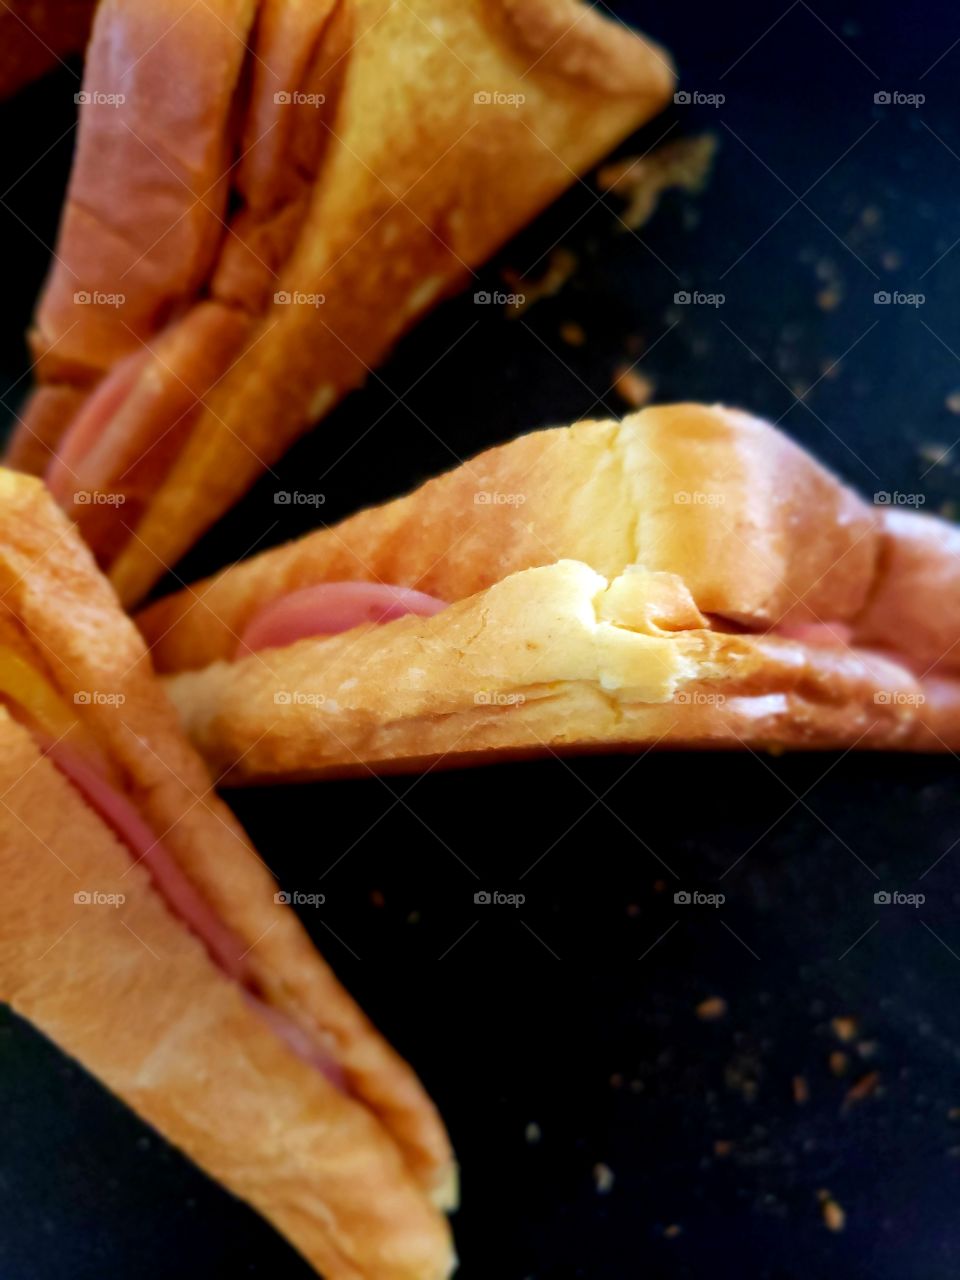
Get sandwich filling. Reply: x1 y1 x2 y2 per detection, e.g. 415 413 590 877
0 635 343 1085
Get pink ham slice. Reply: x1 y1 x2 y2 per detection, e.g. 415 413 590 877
773 621 855 648
44 738 343 1085
237 582 448 656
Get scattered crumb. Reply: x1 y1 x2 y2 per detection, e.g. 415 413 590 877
626 903 640 917
861 206 881 228
525 1122 541 1144
946 392 960 415
696 996 728 1022
609 1073 623 1089
370 889 385 908
817 287 842 311
502 248 578 317
406 909 420 925
593 1163 615 1194
940 500 958 521
560 321 586 347
663 1224 683 1239
843 1071 881 1110
948 1107 960 1121
597 134 718 231
614 366 654 408
831 1016 858 1043
829 1051 849 1077
881 249 902 271
857 1040 878 1059
793 1075 810 1105
713 1140 734 1158
819 1194 846 1233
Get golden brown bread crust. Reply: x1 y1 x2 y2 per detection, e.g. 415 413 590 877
139 404 882 672
162 561 923 783
0 713 453 1279
9 0 674 605
852 508 960 676
0 1 95 99
0 469 455 1232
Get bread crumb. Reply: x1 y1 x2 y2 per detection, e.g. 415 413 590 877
946 392 960 415
817 287 842 311
820 1196 846 1233
663 1224 682 1239
593 1163 615 1194
560 321 586 347
921 441 953 467
829 1051 849 1077
525 1122 541 1144
793 1075 810 1105
501 248 578 317
597 134 717 231
614 367 654 408
696 996 728 1022
713 1140 734 1158
843 1071 880 1110
831 1016 858 1043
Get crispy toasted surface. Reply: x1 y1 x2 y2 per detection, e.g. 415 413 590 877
0 467 455 1209
163 561 922 783
139 404 883 672
0 712 454 1279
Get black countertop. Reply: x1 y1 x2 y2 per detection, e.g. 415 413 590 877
1 2 959 1277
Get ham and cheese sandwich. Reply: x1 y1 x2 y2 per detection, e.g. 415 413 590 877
0 468 455 1278
7 0 675 606
135 403 960 780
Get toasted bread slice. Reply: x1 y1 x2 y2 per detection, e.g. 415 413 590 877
162 560 927 782
139 404 884 672
0 468 455 1275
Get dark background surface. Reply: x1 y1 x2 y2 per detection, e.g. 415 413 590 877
1 1 960 1277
